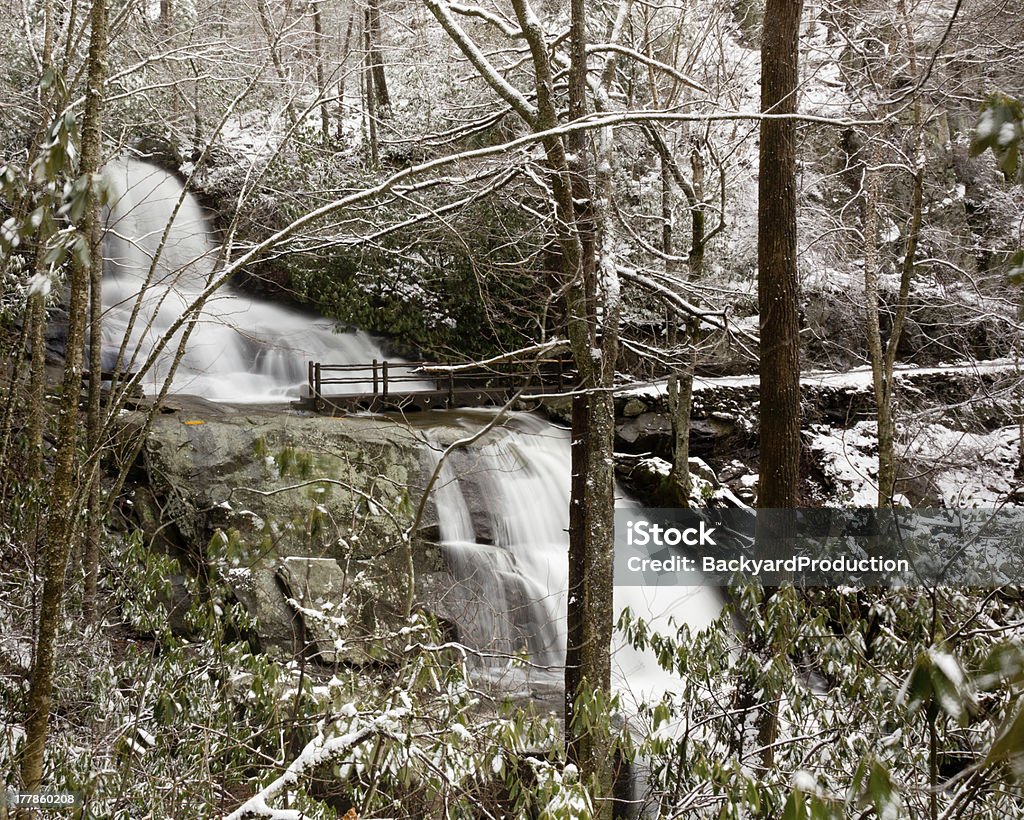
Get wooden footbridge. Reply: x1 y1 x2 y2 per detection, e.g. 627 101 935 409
294 357 576 414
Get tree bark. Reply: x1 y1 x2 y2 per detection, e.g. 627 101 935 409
312 0 330 143
752 0 802 784
757 0 803 517
26 0 56 487
364 16 379 166
26 291 47 484
689 145 706 277
863 0 925 507
563 3 618 813
366 0 390 113
19 0 107 800
668 346 695 503
84 213 103 624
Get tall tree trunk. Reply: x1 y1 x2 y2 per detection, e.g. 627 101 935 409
645 126 705 279
864 0 925 507
757 0 803 516
363 17 379 166
689 146 706 277
159 0 172 36
753 0 803 781
26 291 47 484
83 226 103 624
366 0 390 113
861 138 897 508
24 0 57 488
335 10 356 129
256 0 298 126
312 0 330 143
668 346 695 503
19 0 107 800
563 2 617 814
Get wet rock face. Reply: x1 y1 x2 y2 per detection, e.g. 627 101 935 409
127 409 443 657
137 409 420 558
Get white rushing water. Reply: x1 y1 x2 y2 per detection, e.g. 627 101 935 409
101 157 391 402
423 413 571 673
425 411 723 702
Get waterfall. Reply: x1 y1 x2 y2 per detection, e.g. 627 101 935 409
423 412 570 673
103 157 722 703
425 411 723 701
100 157 391 402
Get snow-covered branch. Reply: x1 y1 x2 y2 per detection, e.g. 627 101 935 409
587 43 709 94
423 0 538 124
448 2 523 38
223 711 404 819
415 338 569 373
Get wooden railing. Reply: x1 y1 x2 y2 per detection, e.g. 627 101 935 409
301 357 575 413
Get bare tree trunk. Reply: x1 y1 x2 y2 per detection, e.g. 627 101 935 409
646 126 706 278
159 0 172 36
19 0 107 800
83 224 103 624
563 2 617 813
256 0 298 126
757 0 803 516
366 0 390 114
22 0 56 489
363 16 379 166
864 0 925 507
668 346 695 503
312 0 330 143
753 0 803 780
689 145 706 277
26 292 47 483
335 10 356 129
661 145 673 263
190 59 203 148
861 136 909 508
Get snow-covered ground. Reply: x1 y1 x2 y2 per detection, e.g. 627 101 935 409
620 358 1020 401
809 420 1022 507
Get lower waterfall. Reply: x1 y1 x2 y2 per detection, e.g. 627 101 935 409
421 411 723 702
423 412 571 674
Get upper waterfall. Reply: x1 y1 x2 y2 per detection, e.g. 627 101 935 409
100 157 389 402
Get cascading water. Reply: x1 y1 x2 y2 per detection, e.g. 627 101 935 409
423 413 571 674
101 157 392 402
104 156 722 706
424 411 723 702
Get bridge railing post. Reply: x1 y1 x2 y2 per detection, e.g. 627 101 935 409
314 363 322 401
382 361 389 398
372 359 379 395
308 361 315 398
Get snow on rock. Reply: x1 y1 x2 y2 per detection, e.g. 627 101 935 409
809 421 880 507
903 424 1021 507
809 420 1022 507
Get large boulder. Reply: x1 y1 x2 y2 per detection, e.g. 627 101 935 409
124 405 478 659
